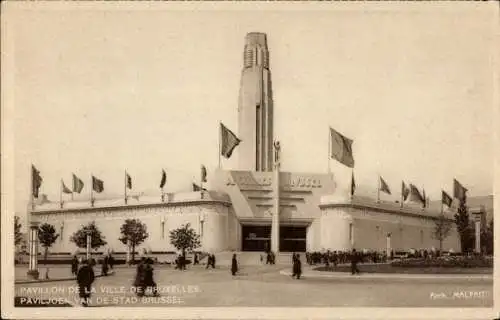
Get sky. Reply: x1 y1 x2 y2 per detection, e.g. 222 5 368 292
3 3 496 226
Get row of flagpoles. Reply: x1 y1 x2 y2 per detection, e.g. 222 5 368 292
30 122 469 213
31 165 212 209
328 126 468 213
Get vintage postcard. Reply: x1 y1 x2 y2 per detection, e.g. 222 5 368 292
1 1 498 319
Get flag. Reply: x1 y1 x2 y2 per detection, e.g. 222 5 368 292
401 181 410 201
72 174 84 193
351 172 356 197
61 180 72 194
409 184 425 205
453 178 467 202
201 165 207 182
160 169 167 189
126 172 132 189
31 165 43 198
220 123 241 158
92 176 104 193
379 176 391 195
442 190 453 207
329 127 355 168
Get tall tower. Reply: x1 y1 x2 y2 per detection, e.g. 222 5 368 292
238 32 274 172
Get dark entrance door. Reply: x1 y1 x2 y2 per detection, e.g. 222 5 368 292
280 226 307 252
241 225 271 252
241 225 307 252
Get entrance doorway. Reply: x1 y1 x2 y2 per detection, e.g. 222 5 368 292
241 225 307 252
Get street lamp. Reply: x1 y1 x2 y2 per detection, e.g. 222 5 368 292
471 207 485 254
85 230 92 261
386 232 392 259
27 221 40 280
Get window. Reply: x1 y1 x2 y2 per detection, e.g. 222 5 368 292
420 230 424 244
349 223 353 242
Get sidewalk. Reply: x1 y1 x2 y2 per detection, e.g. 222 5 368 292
280 267 493 282
15 270 115 285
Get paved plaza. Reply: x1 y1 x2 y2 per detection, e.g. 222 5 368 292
14 264 493 308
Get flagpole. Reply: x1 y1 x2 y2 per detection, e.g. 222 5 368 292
90 174 94 207
29 164 34 211
60 179 63 209
440 194 444 215
328 127 331 173
218 122 221 170
124 170 127 205
351 169 354 201
377 174 380 203
161 169 164 202
400 182 404 209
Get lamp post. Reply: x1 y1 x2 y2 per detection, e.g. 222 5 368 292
27 221 40 280
126 238 131 264
85 230 92 261
471 208 484 254
386 232 392 260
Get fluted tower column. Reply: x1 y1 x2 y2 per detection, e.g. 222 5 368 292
238 32 274 172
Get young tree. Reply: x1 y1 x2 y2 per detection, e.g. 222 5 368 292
169 223 201 258
432 214 453 253
14 216 23 246
38 223 59 261
70 221 107 251
118 219 149 263
480 218 493 255
454 197 473 253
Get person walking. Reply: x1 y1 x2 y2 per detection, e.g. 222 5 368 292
350 249 360 275
101 255 109 276
231 253 238 276
76 259 95 307
292 253 298 278
71 255 79 276
134 257 147 296
143 258 159 296
295 254 302 280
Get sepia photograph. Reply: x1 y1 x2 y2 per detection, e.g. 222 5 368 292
1 1 498 319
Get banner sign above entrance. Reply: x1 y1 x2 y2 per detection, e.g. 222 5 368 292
225 174 323 189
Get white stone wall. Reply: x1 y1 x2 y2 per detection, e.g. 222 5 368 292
319 209 353 251
319 205 461 252
32 201 235 254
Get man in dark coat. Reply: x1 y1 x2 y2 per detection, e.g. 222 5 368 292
194 253 199 265
143 258 159 296
292 253 298 278
71 255 79 276
101 255 109 276
206 254 211 269
77 259 95 307
295 254 302 279
134 257 147 296
231 254 238 276
351 249 360 275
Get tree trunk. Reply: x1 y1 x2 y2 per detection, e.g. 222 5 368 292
132 244 135 264
44 247 48 264
439 239 443 254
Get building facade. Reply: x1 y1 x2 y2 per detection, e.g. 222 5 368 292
30 171 461 254
28 32 465 255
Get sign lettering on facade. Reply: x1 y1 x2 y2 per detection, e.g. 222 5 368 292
226 175 322 188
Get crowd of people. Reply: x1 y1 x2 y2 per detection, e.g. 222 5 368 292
305 250 389 266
